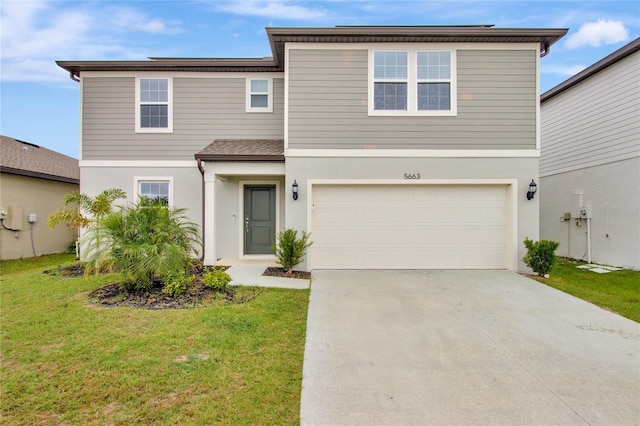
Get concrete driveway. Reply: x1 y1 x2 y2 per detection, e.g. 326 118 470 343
300 271 639 425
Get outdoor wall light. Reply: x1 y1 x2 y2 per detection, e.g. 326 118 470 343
292 180 299 201
526 179 537 200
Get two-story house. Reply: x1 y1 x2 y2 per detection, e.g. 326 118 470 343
57 25 567 272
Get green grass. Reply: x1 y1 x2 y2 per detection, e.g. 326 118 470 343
533 259 640 322
1 256 309 425
0 252 76 275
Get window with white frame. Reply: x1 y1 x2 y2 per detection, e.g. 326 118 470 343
370 49 456 116
246 78 273 112
135 177 173 206
373 51 408 110
136 77 173 132
417 51 452 111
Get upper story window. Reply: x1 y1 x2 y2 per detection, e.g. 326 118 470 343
369 49 456 116
135 177 173 206
373 52 408 110
135 77 173 133
246 78 273 112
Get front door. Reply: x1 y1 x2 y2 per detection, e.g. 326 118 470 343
244 185 276 255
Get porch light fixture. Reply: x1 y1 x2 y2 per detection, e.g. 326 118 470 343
292 180 299 201
527 179 537 200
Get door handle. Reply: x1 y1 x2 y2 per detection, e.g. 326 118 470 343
245 215 249 232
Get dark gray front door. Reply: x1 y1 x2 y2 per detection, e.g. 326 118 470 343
244 185 276 255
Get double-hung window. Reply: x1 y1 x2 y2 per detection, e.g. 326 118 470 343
373 51 408 110
370 49 456 116
136 77 173 132
246 78 273 112
135 177 173 206
417 52 452 111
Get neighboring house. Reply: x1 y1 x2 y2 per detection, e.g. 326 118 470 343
0 136 80 259
540 38 640 270
57 25 567 272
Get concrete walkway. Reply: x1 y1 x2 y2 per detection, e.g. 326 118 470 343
301 270 639 425
226 265 310 289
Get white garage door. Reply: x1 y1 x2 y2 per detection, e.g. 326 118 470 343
311 184 509 269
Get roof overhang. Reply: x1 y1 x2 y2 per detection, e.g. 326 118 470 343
195 139 285 162
0 166 80 185
57 25 567 76
541 37 640 103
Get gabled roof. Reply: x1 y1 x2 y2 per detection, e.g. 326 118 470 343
57 25 567 76
541 37 640 103
0 135 79 184
195 139 284 162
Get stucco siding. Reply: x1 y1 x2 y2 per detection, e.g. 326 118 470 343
540 157 639 269
285 157 539 272
82 76 284 160
287 48 537 150
540 51 640 177
1 174 78 259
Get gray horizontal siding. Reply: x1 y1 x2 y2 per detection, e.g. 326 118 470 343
287 48 537 150
82 76 284 160
540 52 640 176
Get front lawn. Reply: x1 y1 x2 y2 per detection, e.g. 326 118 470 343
532 259 640 322
1 254 309 425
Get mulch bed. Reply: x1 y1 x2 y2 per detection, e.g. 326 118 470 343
87 281 262 310
45 264 262 309
263 267 311 280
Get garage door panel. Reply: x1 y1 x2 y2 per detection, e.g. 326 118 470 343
311 184 509 269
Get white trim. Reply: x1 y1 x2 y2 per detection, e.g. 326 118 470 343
203 162 285 177
79 160 197 167
368 49 457 117
203 177 216 265
135 77 173 133
535 44 541 150
238 180 281 259
306 178 518 271
285 149 540 158
79 75 84 161
133 176 174 206
82 71 283 79
284 46 290 150
245 77 273 112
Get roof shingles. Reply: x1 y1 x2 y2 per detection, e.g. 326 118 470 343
195 139 284 162
0 136 79 184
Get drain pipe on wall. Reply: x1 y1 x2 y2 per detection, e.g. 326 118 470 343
197 159 205 262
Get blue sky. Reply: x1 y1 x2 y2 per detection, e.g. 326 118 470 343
1 0 638 159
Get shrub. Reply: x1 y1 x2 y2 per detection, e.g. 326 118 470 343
523 238 560 276
162 273 192 297
272 229 313 276
202 269 232 292
83 197 201 292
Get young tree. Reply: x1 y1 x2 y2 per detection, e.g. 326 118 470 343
48 188 127 257
83 198 201 291
272 229 313 276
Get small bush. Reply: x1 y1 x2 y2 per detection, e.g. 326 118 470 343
202 269 232 292
162 273 193 297
272 229 313 276
523 238 560 276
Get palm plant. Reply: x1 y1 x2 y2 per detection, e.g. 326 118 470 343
47 188 127 256
83 198 201 291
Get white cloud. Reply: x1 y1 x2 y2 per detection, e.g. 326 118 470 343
215 0 327 20
565 19 629 49
0 2 183 82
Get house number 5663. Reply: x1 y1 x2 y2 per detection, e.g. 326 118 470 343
403 173 421 179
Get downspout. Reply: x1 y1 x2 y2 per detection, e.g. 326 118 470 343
69 71 80 82
197 159 205 262
540 42 550 58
